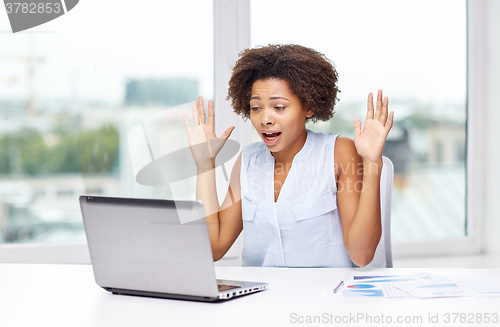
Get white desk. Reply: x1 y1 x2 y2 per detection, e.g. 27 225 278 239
1 264 500 327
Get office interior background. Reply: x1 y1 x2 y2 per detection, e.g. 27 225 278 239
0 0 499 267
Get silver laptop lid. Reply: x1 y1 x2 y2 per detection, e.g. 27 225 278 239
80 196 219 298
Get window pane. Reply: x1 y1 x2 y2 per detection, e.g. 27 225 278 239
250 0 466 242
0 0 213 244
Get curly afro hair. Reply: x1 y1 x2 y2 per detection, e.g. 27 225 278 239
227 44 340 123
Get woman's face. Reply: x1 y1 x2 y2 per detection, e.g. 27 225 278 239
249 78 313 157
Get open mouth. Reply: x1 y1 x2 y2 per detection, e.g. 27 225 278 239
261 131 281 146
262 132 281 140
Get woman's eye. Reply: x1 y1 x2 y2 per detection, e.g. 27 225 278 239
275 106 286 110
251 106 260 111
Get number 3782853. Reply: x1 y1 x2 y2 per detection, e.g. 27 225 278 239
5 2 62 14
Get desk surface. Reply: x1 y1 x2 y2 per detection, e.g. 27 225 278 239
1 264 500 327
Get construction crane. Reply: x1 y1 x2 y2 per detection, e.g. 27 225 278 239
0 42 45 116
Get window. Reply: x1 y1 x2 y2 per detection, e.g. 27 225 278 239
250 0 467 243
0 0 214 245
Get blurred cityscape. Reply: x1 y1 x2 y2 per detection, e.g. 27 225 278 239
308 100 466 241
0 49 200 242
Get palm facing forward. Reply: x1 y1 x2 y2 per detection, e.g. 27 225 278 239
353 90 394 164
183 96 235 166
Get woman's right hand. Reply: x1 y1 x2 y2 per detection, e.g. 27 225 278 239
183 96 235 166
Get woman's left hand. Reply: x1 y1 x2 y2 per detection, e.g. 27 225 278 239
353 90 394 164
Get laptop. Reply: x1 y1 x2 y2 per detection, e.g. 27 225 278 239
79 195 268 302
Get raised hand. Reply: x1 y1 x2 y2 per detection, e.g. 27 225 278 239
353 90 394 164
183 96 235 166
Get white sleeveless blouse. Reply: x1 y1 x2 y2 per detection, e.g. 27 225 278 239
240 129 353 267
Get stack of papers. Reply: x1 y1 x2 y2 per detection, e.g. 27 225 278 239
323 273 500 300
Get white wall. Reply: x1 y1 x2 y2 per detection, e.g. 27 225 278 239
484 0 500 254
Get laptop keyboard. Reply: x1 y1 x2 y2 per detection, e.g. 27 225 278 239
218 284 241 291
